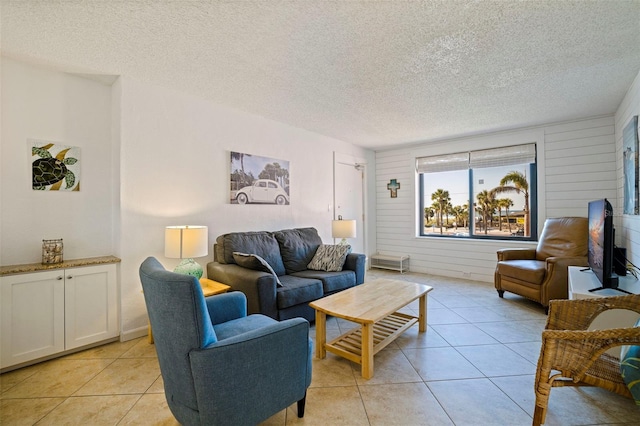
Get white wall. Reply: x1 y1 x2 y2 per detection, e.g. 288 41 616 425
1 58 115 265
375 115 618 283
116 77 374 338
1 59 375 340
5 56 634 336
617 70 640 267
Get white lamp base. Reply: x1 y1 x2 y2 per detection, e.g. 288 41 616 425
174 258 203 279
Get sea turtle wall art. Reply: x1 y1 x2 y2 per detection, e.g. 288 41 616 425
30 140 81 191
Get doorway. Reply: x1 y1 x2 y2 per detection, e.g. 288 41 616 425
333 152 366 256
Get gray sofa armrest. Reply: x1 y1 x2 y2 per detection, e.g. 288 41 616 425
207 262 278 317
344 253 366 284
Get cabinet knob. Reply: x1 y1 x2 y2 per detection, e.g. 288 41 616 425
57 276 63 280
67 275 73 279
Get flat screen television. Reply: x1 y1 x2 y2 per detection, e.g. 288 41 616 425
587 198 619 290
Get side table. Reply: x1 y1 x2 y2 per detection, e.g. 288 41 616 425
199 278 232 297
148 277 231 343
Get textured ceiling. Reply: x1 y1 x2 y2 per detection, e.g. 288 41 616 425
2 1 639 150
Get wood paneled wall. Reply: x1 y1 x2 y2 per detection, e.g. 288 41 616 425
375 116 617 283
617 71 640 271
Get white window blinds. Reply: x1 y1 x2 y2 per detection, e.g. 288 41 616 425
416 143 535 173
469 144 536 169
415 152 469 173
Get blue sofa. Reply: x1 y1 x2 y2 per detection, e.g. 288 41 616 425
207 227 366 322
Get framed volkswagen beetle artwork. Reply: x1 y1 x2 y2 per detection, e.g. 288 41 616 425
230 151 290 205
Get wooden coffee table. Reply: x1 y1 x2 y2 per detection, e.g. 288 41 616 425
309 278 432 379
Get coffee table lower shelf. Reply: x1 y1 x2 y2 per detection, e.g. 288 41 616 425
325 312 417 364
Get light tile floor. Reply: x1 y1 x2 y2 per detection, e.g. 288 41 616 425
2 269 639 425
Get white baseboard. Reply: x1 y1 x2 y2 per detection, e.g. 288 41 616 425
120 325 148 342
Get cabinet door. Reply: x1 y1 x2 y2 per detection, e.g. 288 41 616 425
64 264 118 350
1 271 65 369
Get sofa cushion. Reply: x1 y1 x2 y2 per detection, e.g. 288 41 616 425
276 275 324 309
496 260 546 284
273 228 322 274
307 244 351 272
216 231 286 276
232 252 283 287
291 270 356 294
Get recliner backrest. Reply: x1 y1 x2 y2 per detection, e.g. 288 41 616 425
139 257 217 413
536 217 588 261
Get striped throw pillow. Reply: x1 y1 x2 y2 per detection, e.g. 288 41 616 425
307 244 351 272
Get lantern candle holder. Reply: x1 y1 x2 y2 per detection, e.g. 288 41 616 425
42 239 64 264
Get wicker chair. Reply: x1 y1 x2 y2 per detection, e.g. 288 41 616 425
533 294 640 425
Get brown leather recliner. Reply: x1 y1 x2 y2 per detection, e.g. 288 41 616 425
495 217 588 310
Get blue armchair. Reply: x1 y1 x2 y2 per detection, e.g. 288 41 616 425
139 257 312 425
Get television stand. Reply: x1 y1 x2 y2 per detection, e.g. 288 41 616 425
581 270 633 294
588 286 633 295
570 266 639 296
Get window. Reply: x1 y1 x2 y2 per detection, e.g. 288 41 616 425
418 144 537 240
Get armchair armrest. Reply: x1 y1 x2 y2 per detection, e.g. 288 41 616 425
496 248 536 261
538 326 640 385
205 292 247 325
189 318 312 423
542 327 640 343
545 256 588 267
546 294 640 331
541 256 590 302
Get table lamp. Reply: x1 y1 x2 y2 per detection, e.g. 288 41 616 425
165 225 208 279
332 215 356 245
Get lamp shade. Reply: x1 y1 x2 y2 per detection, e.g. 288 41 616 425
165 226 208 259
332 218 356 239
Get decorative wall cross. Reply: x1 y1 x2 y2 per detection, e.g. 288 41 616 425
387 179 400 198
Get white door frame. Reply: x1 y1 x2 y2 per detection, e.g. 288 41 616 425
333 152 367 261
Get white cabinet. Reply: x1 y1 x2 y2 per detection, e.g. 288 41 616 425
1 270 65 368
1 263 118 369
64 264 119 350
